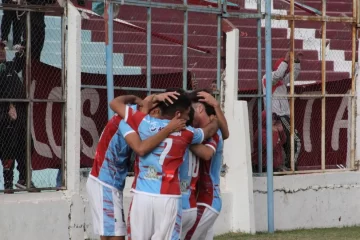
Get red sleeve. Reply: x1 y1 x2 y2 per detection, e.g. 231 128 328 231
204 133 220 153
124 105 147 131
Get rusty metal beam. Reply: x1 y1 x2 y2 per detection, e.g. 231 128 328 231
320 0 327 171
0 4 63 13
289 0 295 172
272 14 355 23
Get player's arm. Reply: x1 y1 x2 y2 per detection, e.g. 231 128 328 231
110 95 143 119
139 92 181 114
272 52 290 84
197 91 229 140
121 116 186 156
190 144 215 161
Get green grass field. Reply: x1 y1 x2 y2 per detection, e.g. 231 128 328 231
215 227 360 240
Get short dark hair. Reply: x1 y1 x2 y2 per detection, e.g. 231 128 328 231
158 92 191 118
187 89 216 116
186 106 195 126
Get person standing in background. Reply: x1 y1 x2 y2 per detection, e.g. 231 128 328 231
1 0 25 51
262 51 303 170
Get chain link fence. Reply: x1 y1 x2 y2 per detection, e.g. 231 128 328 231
78 1 221 176
0 3 65 193
238 0 357 174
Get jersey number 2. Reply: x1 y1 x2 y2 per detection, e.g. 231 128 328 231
159 138 173 165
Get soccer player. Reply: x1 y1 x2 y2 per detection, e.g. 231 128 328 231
184 90 228 240
86 92 185 240
109 91 219 240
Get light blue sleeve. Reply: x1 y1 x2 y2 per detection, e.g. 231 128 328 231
188 126 204 145
119 120 135 138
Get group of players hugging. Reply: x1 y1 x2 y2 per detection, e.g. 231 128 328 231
86 87 229 240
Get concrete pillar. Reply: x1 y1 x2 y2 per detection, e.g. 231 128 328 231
222 27 256 233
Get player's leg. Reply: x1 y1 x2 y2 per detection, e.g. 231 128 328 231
86 177 127 240
86 177 103 237
100 189 126 240
279 116 291 168
181 208 197 240
185 206 219 240
128 192 153 240
152 197 182 240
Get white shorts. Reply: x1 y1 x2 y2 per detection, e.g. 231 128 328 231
86 177 126 237
187 205 219 240
128 192 182 240
181 208 197 240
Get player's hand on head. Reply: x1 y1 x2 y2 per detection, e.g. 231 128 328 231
167 114 186 132
197 91 219 108
155 91 180 105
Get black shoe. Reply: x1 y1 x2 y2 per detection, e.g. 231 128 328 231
4 183 14 194
15 180 41 192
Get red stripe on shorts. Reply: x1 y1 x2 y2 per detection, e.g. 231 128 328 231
184 205 206 240
127 198 134 240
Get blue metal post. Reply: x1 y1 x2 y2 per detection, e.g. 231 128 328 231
146 6 152 95
257 0 262 173
183 0 188 90
265 0 274 233
106 1 114 120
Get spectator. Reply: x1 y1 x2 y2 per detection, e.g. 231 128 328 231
1 0 25 51
0 50 37 193
262 51 303 169
211 79 217 93
21 0 57 60
252 111 287 172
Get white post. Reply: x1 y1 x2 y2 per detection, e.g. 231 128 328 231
223 28 256 233
65 3 84 240
356 39 360 168
66 3 81 195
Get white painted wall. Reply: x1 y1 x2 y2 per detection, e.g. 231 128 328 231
253 172 360 232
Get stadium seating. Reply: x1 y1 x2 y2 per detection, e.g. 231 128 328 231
1 0 355 90
0 1 357 188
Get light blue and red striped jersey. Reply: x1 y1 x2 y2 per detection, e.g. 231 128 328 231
122 105 204 197
89 104 137 190
180 137 217 210
197 129 224 213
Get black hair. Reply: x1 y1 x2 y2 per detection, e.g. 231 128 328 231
158 92 191 118
187 89 216 116
165 88 186 94
186 106 195 126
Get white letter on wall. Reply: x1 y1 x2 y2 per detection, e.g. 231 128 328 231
300 91 322 152
31 80 53 158
81 88 100 158
332 95 349 151
46 86 62 158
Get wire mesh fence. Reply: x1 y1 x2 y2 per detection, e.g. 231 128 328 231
0 3 65 193
241 0 357 174
0 0 357 193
